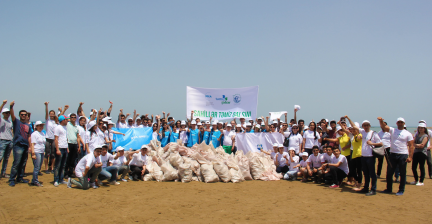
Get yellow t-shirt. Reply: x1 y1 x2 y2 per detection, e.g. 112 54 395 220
338 133 351 156
352 134 362 159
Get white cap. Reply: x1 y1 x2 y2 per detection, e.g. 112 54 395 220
87 121 96 130
181 120 186 125
362 120 370 125
239 116 245 119
212 121 217 125
127 117 133 121
354 122 360 127
236 124 241 128
34 121 44 126
191 120 196 125
418 123 427 128
292 124 298 127
102 144 108 148
294 105 301 110
205 121 210 124
246 123 252 126
57 111 60 115
67 113 71 117
116 146 125 151
95 144 104 149
419 120 426 123
255 124 261 129
107 120 115 126
257 117 262 120
273 120 278 124
278 143 284 148
325 119 329 123
226 124 232 127
288 147 295 151
136 117 141 120
1 108 10 113
197 122 202 126
103 124 107 128
102 117 110 122
218 122 223 125
141 145 149 149
336 126 342 132
301 152 308 157
404 124 407 128
273 143 279 147
397 117 405 123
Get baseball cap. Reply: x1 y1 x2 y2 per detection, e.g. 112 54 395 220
197 122 202 126
236 124 241 128
240 116 245 119
205 121 210 124
218 122 223 125
292 124 298 127
418 123 427 128
181 120 186 125
212 121 217 125
302 152 308 157
34 121 44 126
336 126 342 132
257 117 262 120
107 120 115 125
226 124 232 127
362 120 370 125
255 124 261 129
127 117 133 121
354 122 360 127
1 108 10 113
191 120 196 125
141 145 149 149
95 145 103 149
288 147 295 151
273 143 279 147
102 144 108 148
246 123 252 126
58 115 68 122
87 121 96 130
397 117 405 123
116 146 125 151
273 120 278 124
278 143 284 148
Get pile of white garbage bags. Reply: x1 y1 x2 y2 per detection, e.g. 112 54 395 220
141 140 282 183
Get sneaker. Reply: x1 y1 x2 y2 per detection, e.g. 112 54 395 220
9 181 15 187
31 182 43 187
109 181 120 185
121 178 128 182
359 188 369 193
90 182 98 189
54 182 59 187
59 181 68 185
381 189 392 194
17 179 29 184
396 191 404 196
129 176 134 181
410 181 418 185
67 178 72 188
44 170 51 174
365 191 376 196
416 182 424 186
38 172 43 176
329 184 339 188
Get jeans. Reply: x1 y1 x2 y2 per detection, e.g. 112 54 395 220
283 170 298 180
376 147 390 177
361 156 377 191
302 168 323 181
65 143 78 177
276 165 289 174
386 153 408 193
412 152 427 183
98 166 119 182
53 148 68 183
114 165 130 178
32 153 44 184
70 166 102 190
0 139 13 175
130 165 149 180
9 143 29 182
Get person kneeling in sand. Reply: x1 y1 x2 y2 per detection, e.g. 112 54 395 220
67 145 103 189
129 145 150 181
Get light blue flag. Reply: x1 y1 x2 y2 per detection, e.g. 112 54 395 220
112 127 153 151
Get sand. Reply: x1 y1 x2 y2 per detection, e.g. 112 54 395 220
0 156 431 223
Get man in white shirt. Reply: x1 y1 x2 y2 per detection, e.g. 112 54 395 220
97 145 120 185
111 146 130 182
221 124 236 154
67 145 103 189
304 146 325 183
379 117 414 196
0 100 13 178
129 145 149 181
53 115 69 187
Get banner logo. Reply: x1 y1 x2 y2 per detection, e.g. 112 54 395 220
221 96 230 105
233 94 241 103
257 144 263 151
205 93 212 99
215 95 225 101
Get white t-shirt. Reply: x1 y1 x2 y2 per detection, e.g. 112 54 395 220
389 127 414 154
323 153 335 163
299 160 308 168
222 130 235 146
378 131 391 149
111 155 127 166
117 122 128 129
270 151 277 160
129 153 148 167
96 128 105 144
303 130 320 149
275 152 289 167
31 131 46 154
332 155 349 174
284 132 303 154
54 125 68 148
77 126 86 145
88 132 101 153
152 132 159 141
45 118 57 139
135 124 144 128
100 153 114 168
288 155 300 172
179 129 188 144
75 153 101 178
307 153 324 168
359 129 381 157
84 130 90 144
104 130 114 141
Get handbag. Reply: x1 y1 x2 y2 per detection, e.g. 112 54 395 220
283 133 291 147
370 131 385 156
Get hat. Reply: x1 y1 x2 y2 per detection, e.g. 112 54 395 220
102 144 108 148
255 124 261 129
418 123 427 128
278 143 284 148
79 116 88 121
239 116 245 119
205 121 210 124
58 115 68 122
95 144 103 149
354 122 360 127
102 117 110 122
336 126 342 132
87 121 96 130
246 123 252 126
294 105 301 110
362 120 370 125
181 120 186 125
1 108 10 113
136 117 141 120
257 117 262 120
197 122 202 126
302 152 308 157
116 146 125 151
226 124 232 127
292 124 298 127
103 124 107 128
273 143 279 147
108 120 115 125
325 119 329 123
419 120 426 123
127 117 133 121
218 122 223 125
212 121 217 125
236 124 241 128
191 120 196 125
141 145 149 149
289 147 295 151
273 120 278 124
397 117 405 123
34 121 44 126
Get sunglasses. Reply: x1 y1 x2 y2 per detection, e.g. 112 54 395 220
20 114 27 116
70 116 76 119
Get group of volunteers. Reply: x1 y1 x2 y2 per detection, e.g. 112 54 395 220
0 100 430 196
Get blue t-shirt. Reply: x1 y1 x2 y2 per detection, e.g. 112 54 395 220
187 128 199 147
169 131 179 143
13 119 32 146
211 130 221 148
202 131 210 144
161 131 170 147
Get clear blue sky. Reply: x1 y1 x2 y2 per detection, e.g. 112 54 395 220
1 1 431 126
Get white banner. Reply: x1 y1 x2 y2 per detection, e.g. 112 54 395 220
187 86 259 120
235 132 284 154
269 111 287 121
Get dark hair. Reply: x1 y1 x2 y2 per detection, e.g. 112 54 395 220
70 113 76 117
312 145 319 150
49 110 56 115
120 114 125 118
309 122 318 140
298 119 304 124
330 120 336 124
290 119 295 123
332 147 340 151
19 110 27 115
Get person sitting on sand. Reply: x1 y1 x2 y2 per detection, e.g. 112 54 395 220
303 146 324 183
129 145 150 181
323 147 349 189
283 148 300 180
275 144 289 174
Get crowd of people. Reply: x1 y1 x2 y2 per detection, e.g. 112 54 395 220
0 100 430 196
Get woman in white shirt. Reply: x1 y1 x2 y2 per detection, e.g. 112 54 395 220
275 144 289 174
129 145 149 181
283 148 300 180
30 121 46 187
283 124 303 155
302 122 322 156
